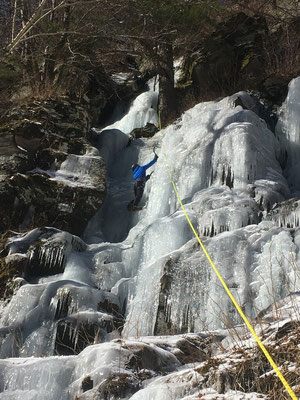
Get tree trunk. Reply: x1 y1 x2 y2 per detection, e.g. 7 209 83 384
157 41 178 128
11 0 18 41
43 3 71 85
50 0 57 23
7 0 49 53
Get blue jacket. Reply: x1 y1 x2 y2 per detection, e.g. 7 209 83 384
133 157 157 180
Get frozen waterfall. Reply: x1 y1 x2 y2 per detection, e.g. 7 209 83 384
1 78 300 399
83 84 299 337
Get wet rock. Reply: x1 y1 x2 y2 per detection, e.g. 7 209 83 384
98 68 146 127
125 342 180 372
260 76 288 104
246 90 279 132
0 231 27 300
98 298 122 318
128 122 158 141
157 41 178 127
81 376 93 392
127 122 158 147
233 96 248 109
0 179 22 231
97 372 140 400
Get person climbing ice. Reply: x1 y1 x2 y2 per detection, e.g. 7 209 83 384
127 150 158 211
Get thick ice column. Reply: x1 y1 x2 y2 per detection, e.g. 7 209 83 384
276 77 300 194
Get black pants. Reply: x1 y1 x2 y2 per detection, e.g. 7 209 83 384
133 179 145 206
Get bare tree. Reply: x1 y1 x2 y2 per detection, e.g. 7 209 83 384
7 0 61 53
0 0 228 116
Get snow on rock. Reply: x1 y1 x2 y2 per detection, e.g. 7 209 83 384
128 294 300 400
129 367 205 400
1 296 298 399
52 150 105 190
0 335 201 400
181 389 267 399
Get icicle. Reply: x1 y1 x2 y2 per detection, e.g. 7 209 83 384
73 325 79 350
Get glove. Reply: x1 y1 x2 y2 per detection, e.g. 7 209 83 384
146 171 154 181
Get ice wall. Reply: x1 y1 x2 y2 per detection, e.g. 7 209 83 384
1 78 300 400
105 91 296 336
276 77 300 195
84 87 298 336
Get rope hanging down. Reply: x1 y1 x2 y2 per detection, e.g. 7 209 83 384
159 126 297 399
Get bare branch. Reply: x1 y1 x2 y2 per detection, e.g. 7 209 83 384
7 0 108 52
7 0 50 52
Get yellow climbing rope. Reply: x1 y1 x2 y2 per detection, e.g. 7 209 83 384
158 115 297 399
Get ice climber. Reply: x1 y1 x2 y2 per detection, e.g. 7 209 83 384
127 152 158 211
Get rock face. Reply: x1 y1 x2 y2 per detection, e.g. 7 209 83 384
176 12 295 107
0 98 106 236
189 13 268 96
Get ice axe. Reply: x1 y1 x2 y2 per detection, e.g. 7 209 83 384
146 171 154 181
